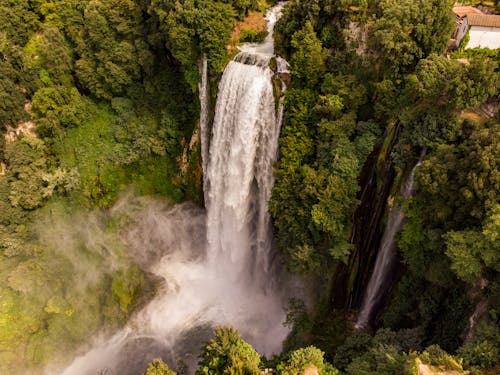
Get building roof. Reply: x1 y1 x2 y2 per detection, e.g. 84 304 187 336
453 6 483 17
467 14 500 28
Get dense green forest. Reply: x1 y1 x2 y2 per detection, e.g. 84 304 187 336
0 0 261 373
268 1 499 374
0 0 498 374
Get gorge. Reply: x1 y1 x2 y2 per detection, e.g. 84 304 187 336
0 1 498 374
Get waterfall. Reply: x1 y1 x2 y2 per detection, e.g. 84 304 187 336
355 150 426 329
198 54 210 203
58 3 289 375
206 57 277 274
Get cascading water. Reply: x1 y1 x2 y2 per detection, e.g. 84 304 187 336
59 3 289 374
355 150 426 329
198 54 210 203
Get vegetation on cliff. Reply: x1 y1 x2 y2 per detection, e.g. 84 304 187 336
270 0 499 373
0 0 259 373
0 0 498 374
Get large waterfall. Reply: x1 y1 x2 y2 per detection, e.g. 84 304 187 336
355 150 426 329
58 3 289 375
206 55 278 276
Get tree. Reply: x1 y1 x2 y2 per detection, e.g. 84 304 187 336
445 205 500 282
144 358 176 375
280 346 339 375
372 0 455 76
290 21 326 88
196 326 261 375
4 135 50 210
149 0 247 82
400 54 499 147
75 0 152 99
31 86 89 138
0 0 40 46
23 24 74 89
0 34 27 129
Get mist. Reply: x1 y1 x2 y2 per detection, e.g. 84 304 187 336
54 193 290 375
53 4 293 374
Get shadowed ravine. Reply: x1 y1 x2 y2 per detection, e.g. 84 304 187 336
58 3 290 374
355 149 427 329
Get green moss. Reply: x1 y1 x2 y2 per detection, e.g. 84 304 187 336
375 121 397 188
111 267 144 314
124 156 184 203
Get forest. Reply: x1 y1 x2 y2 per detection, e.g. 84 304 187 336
0 0 498 374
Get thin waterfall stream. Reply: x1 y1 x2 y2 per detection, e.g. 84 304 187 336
355 150 426 329
58 3 290 374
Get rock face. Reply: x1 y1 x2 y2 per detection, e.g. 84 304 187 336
330 123 402 313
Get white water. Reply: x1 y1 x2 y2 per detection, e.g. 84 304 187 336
198 54 210 203
60 4 289 374
355 151 426 329
238 2 285 57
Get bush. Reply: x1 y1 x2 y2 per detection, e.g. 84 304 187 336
279 346 339 375
196 326 261 375
240 29 267 43
458 340 499 370
144 358 176 375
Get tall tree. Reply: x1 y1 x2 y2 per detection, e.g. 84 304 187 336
372 0 455 77
196 326 261 375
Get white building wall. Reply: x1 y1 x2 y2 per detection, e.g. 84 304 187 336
466 26 500 49
454 18 469 47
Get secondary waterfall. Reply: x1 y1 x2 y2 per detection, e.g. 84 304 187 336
58 3 289 375
355 150 426 329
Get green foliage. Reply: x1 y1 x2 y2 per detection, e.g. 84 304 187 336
271 87 369 272
0 34 28 128
458 340 499 370
274 0 354 55
0 0 497 373
399 55 499 147
418 345 463 371
445 226 500 282
240 29 266 43
4 136 51 210
50 102 184 207
144 358 177 375
273 0 499 364
149 0 252 78
111 266 144 313
23 24 74 89
279 346 339 375
372 0 455 77
383 274 473 352
400 122 499 269
32 86 89 138
0 199 150 373
344 343 409 375
196 326 261 375
452 47 500 62
333 331 373 370
290 21 326 88
334 328 425 374
75 0 152 99
0 0 40 46
0 1 208 372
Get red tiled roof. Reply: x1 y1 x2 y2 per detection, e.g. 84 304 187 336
467 14 500 27
453 6 483 17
